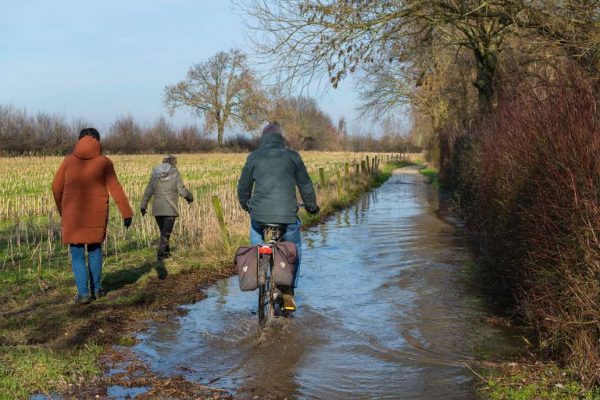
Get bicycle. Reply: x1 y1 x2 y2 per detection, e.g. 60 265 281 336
256 223 296 330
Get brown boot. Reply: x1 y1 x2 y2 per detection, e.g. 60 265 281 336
281 286 296 311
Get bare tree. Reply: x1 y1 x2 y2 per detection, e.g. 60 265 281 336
337 116 347 136
519 0 600 78
105 115 144 154
164 49 267 145
0 106 80 155
269 95 338 149
242 1 523 113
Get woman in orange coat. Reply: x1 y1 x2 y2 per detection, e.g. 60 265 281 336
52 128 133 304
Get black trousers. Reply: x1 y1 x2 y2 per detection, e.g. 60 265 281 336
155 216 176 260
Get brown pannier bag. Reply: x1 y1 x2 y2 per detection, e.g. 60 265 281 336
273 242 298 286
235 245 259 291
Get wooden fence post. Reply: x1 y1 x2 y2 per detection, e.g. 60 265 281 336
336 170 343 196
211 195 231 250
318 167 326 188
344 162 350 188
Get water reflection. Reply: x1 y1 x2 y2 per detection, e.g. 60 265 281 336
343 207 350 227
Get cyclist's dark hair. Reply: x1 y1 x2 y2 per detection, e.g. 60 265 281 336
261 122 283 136
79 128 100 141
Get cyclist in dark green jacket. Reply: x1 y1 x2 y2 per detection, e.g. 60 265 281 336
237 123 319 307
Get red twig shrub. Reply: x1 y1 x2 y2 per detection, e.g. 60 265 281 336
453 77 600 384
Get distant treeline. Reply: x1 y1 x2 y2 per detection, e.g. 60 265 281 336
0 105 419 156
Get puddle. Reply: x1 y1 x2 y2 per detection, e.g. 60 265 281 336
106 385 149 399
30 395 60 400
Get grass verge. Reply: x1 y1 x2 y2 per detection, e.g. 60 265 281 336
419 166 439 187
479 361 600 400
0 345 102 400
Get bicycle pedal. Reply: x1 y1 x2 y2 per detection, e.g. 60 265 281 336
282 294 296 311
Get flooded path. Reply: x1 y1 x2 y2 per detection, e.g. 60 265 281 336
132 167 519 399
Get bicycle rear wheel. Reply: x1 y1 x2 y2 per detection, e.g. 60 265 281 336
258 284 266 328
258 255 272 329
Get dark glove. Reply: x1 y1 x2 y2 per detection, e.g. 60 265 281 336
185 194 193 204
307 206 320 215
140 208 146 216
124 217 132 228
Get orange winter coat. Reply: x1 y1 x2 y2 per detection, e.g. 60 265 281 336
52 136 133 244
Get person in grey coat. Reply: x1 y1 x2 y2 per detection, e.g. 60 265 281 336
140 155 193 261
237 122 319 308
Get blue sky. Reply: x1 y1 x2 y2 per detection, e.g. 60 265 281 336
0 0 367 135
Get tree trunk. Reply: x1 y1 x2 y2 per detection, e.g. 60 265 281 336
474 47 498 114
217 123 225 146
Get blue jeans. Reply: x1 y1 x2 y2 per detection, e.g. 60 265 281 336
250 218 302 287
69 243 102 297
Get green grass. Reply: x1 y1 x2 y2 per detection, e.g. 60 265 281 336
480 365 600 400
117 335 137 347
0 345 102 400
381 159 415 174
0 247 168 398
420 167 439 187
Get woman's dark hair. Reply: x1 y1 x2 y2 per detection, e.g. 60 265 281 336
79 128 100 141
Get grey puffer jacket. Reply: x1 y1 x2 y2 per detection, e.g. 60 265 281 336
237 133 318 224
141 163 193 217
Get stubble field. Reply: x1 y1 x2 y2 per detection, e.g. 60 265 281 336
0 152 397 302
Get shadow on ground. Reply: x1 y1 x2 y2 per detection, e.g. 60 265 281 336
102 261 168 291
0 257 202 350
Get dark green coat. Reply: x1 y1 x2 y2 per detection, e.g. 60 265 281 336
237 133 318 224
141 163 192 217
